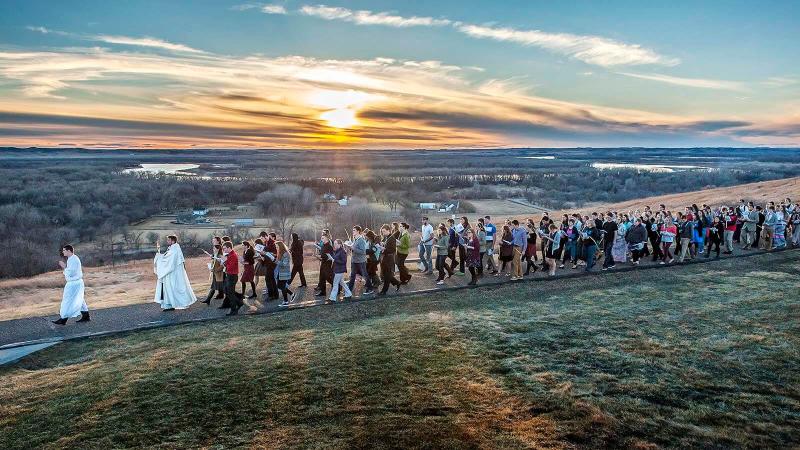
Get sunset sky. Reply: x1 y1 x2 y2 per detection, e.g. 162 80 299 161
0 0 798 149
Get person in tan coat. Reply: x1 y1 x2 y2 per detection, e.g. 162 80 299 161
201 237 225 305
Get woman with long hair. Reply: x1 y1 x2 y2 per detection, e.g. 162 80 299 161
288 232 307 287
275 241 294 306
240 241 256 299
464 228 481 285
524 219 538 275
539 223 563 276
498 225 514 276
433 223 453 285
476 221 487 277
660 217 677 264
365 229 382 287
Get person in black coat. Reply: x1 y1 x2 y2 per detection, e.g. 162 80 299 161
288 232 307 287
314 236 334 297
378 224 401 295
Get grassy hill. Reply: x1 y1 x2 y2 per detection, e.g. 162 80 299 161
2 251 798 449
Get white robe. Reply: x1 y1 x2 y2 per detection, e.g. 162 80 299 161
153 243 197 309
61 254 87 318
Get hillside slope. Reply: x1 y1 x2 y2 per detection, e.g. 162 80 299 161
2 251 798 449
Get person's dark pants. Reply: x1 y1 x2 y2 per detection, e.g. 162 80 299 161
225 274 242 309
289 263 306 286
396 252 411 283
631 248 642 262
264 264 278 299
219 272 231 308
603 241 615 268
468 266 477 283
584 244 597 271
754 225 762 247
649 236 662 261
539 242 548 269
205 278 224 302
317 263 333 295
277 279 293 302
706 239 721 258
734 222 742 243
436 254 452 281
452 246 465 273
524 254 536 274
478 252 485 275
367 260 380 287
348 261 373 292
380 253 401 294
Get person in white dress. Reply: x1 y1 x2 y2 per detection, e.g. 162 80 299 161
153 235 197 311
52 244 89 325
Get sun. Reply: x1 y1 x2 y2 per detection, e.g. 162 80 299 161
321 108 359 129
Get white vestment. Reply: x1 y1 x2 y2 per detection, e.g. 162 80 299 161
61 254 87 318
153 243 197 309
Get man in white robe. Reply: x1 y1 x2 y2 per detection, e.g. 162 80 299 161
154 235 197 311
52 245 89 325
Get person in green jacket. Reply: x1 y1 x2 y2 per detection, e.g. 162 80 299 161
397 222 412 284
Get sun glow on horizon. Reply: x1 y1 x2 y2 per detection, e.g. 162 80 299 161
320 107 359 128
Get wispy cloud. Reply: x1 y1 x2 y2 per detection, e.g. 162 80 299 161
457 24 678 67
26 25 204 54
93 35 204 53
300 4 451 27
617 72 746 91
761 76 798 88
262 4 287 14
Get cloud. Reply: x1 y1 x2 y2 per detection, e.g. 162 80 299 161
262 4 287 14
761 77 798 88
0 46 788 148
93 35 204 53
300 4 451 27
26 25 204 53
617 72 747 91
457 24 679 67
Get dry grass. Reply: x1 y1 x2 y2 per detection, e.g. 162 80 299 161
1 251 799 449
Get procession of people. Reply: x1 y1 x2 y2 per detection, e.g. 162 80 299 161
53 197 798 324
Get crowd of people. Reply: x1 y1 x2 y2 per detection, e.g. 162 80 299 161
51 197 798 324
199 197 798 316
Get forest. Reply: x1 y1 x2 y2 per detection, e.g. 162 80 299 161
1 147 799 278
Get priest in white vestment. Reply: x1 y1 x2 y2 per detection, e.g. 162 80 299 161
53 244 89 325
154 235 197 311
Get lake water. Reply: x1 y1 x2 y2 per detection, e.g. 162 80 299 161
122 163 200 175
591 162 709 173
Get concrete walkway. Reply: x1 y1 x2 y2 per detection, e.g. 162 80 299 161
0 245 792 356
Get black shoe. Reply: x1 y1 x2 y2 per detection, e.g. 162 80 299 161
51 317 67 325
343 296 352 301
395 283 401 292
201 298 212 305
226 306 240 316
214 295 224 299
300 284 308 287
162 308 175 312
315 292 326 297
76 311 90 323
217 304 229 309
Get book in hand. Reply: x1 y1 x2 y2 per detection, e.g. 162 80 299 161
254 244 265 253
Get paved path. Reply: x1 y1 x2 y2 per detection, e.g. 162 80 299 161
0 245 792 352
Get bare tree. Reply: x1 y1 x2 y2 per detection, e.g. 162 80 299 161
255 184 316 240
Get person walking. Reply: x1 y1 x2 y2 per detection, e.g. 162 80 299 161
314 235 334 298
396 222 412 284
705 215 724 259
498 225 514 276
625 218 647 265
433 223 453 285
660 219 677 264
482 216 499 274
275 241 294 307
510 220 526 280
52 244 90 325
328 239 352 303
378 224 402 295
346 226 374 296
464 229 481 285
288 233 307 287
419 217 434 275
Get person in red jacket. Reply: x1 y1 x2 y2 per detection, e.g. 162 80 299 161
722 207 737 254
217 242 243 315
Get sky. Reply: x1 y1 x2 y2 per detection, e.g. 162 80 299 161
0 0 798 149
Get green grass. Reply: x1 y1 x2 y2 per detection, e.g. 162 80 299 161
2 252 800 449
